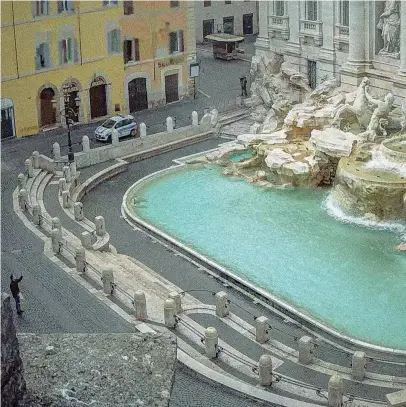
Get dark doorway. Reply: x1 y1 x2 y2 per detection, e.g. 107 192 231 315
165 74 179 104
90 84 107 119
203 19 214 40
223 16 234 34
40 87 56 127
128 78 148 112
243 13 253 35
1 100 14 139
307 60 317 90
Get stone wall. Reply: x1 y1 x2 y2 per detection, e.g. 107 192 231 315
1 293 26 407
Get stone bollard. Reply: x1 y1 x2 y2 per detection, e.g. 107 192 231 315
63 165 71 183
18 189 28 210
101 268 115 295
351 351 366 381
82 135 90 153
53 142 61 160
166 116 174 133
32 204 41 225
95 215 106 236
168 291 182 314
51 217 61 233
70 161 77 178
51 228 61 253
17 173 26 190
31 151 40 169
73 202 84 221
62 190 72 208
215 291 229 318
298 336 314 364
164 298 177 328
59 177 67 195
25 159 34 178
80 231 92 249
258 354 273 386
134 290 148 320
192 111 198 127
204 327 218 359
139 122 147 138
111 129 119 145
255 316 270 344
75 246 86 273
328 375 343 407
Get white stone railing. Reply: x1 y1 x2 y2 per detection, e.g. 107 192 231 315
333 24 349 51
268 15 289 40
299 19 323 46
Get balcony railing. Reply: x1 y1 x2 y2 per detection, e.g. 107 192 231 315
299 19 323 46
268 15 290 40
334 24 349 51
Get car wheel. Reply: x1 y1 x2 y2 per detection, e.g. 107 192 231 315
130 129 136 137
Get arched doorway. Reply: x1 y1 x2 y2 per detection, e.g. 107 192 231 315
1 98 15 139
40 87 56 127
89 76 107 119
128 78 148 112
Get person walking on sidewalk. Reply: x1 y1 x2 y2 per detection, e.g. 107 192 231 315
240 76 248 97
10 274 24 315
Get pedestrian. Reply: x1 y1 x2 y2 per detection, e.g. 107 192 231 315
240 76 248 97
10 274 24 315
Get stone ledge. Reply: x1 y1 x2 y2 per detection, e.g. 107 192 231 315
18 332 177 407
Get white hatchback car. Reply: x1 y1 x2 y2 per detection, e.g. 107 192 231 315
94 114 137 142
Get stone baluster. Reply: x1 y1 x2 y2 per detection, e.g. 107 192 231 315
51 217 61 233
81 231 92 249
191 111 198 127
328 375 343 407
73 202 84 221
111 129 119 145
18 189 28 210
17 173 26 190
82 136 90 153
139 122 147 138
63 166 71 183
53 142 61 160
134 290 148 320
101 268 114 295
51 228 61 253
95 215 105 236
168 292 182 314
59 178 67 195
32 204 41 225
164 298 176 328
255 316 270 344
70 161 77 178
166 117 174 133
215 291 229 318
31 151 40 169
204 327 218 359
351 351 366 381
62 190 72 208
258 354 273 386
298 336 314 364
75 246 86 273
25 159 34 178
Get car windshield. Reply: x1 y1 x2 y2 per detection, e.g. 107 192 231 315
102 119 117 129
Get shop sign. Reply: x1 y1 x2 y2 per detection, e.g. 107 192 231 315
90 76 106 87
62 82 79 93
157 56 184 69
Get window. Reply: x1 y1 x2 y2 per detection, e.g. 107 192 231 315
33 0 49 16
225 1 232 4
339 0 349 26
123 1 133 14
59 38 77 65
223 16 234 34
204 1 211 7
305 1 318 21
170 1 179 7
35 43 50 69
123 38 140 63
107 29 121 54
169 30 184 54
307 60 317 89
274 1 284 16
103 0 118 6
57 0 74 12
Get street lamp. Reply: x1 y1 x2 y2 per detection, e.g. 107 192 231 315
52 89 81 163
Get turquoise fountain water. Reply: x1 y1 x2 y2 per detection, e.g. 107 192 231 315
131 165 406 349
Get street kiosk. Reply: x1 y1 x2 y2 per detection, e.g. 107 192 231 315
205 33 245 61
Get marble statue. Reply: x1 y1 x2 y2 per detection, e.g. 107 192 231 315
363 87 394 139
377 0 400 58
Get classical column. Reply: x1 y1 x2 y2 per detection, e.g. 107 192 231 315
255 0 270 50
285 1 301 64
319 0 336 76
347 1 369 68
399 0 406 76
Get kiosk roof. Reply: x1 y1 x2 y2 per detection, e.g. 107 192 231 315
205 33 245 43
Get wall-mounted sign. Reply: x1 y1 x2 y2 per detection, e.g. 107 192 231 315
189 62 200 78
157 56 184 69
62 82 79 93
90 76 106 87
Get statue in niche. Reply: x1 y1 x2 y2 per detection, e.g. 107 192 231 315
376 0 400 58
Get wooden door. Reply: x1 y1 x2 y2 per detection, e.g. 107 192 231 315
40 88 56 127
128 78 148 112
165 74 179 104
90 85 107 119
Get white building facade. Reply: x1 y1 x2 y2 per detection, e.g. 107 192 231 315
255 0 406 103
193 0 259 43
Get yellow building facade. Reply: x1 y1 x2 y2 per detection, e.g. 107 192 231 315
1 1 196 138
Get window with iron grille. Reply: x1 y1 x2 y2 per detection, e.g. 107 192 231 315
339 0 349 26
123 1 133 14
274 1 284 16
307 60 317 90
305 1 318 21
169 30 184 53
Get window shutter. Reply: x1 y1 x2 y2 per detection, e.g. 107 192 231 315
179 30 184 52
35 47 41 70
58 40 64 65
57 1 63 12
123 40 129 63
114 30 121 53
73 38 79 62
107 31 112 54
68 0 74 10
169 32 177 53
44 43 50 67
32 1 38 16
134 38 140 61
44 0 49 15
